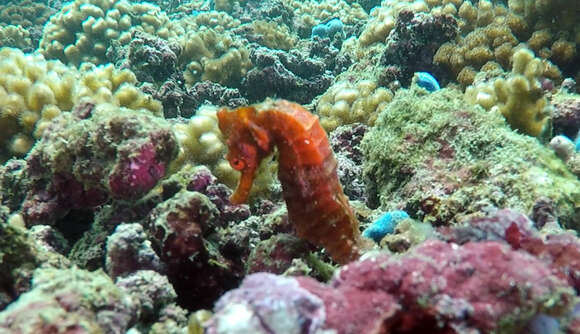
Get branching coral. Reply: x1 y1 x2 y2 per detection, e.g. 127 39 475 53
465 48 550 137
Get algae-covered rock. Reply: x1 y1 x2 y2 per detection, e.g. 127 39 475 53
362 88 580 228
0 267 136 333
0 216 37 309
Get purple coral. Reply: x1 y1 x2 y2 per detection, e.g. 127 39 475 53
145 189 243 309
552 98 580 139
206 273 327 334
109 142 167 200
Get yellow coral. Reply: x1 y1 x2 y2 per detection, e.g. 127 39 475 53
0 47 162 160
465 48 550 137
244 20 297 50
172 105 276 198
316 80 393 131
179 28 252 87
39 0 177 65
0 25 32 49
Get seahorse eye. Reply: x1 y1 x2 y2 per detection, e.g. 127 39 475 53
231 158 246 171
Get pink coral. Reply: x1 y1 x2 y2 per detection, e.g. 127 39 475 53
207 240 575 334
109 142 166 200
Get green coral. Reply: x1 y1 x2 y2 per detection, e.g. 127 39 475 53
363 88 580 228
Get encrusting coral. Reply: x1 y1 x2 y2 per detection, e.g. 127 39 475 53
465 47 550 137
20 101 177 226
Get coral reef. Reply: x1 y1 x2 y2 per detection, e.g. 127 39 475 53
40 0 175 65
236 20 297 50
328 123 369 202
20 102 177 226
379 10 458 86
3 0 580 331
363 88 580 227
0 25 33 50
241 45 334 104
0 48 162 161
179 28 252 88
144 187 242 309
0 267 137 333
281 0 367 37
552 96 580 139
208 240 575 333
465 48 551 136
315 79 393 131
105 223 165 280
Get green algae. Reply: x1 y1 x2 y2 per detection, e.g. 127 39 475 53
362 88 580 228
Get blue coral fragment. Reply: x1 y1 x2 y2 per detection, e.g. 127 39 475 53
311 18 344 39
415 72 440 92
362 210 410 243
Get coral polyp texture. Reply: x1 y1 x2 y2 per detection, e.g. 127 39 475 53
40 0 175 65
465 48 550 137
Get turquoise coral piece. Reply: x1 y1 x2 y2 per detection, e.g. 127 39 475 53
362 210 410 243
414 72 440 92
311 18 344 39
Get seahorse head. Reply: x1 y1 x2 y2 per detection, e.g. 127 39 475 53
217 106 272 204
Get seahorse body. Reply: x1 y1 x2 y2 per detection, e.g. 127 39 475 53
217 99 363 264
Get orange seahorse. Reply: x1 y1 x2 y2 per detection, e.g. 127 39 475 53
217 99 364 264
